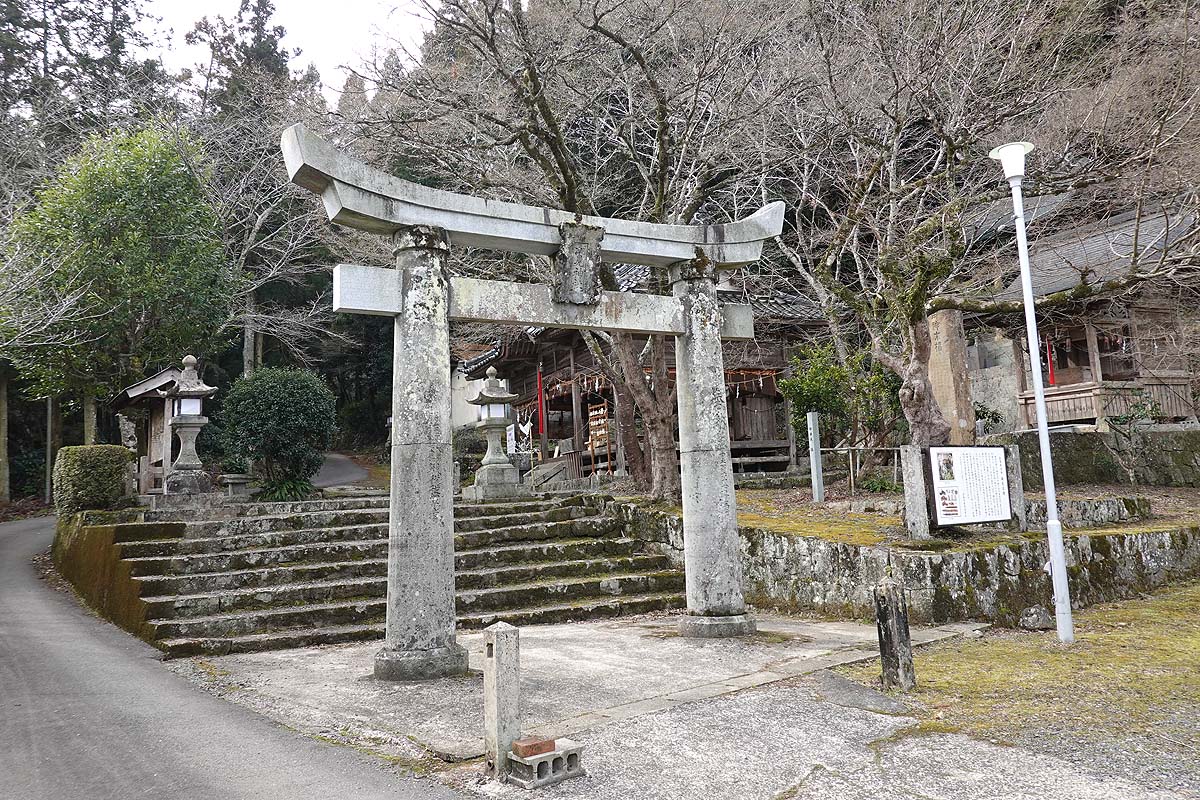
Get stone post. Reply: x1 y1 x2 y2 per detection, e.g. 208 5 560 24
1005 443 1027 531
483 622 521 780
375 225 469 681
807 411 824 503
928 309 976 444
873 575 916 692
899 445 931 540
671 258 755 638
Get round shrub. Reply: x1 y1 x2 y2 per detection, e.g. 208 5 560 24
220 368 337 499
52 445 132 514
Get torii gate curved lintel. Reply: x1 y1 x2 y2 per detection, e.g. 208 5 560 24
281 123 784 268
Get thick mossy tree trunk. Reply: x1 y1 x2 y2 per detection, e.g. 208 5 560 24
613 382 648 484
611 332 680 502
877 318 952 447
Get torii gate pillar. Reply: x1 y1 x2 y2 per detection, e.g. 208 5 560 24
375 226 468 681
673 258 755 637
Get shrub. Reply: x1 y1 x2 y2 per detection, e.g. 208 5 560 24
220 368 337 500
52 445 131 514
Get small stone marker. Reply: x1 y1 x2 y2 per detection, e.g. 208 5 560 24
483 622 521 779
873 575 916 692
807 411 824 503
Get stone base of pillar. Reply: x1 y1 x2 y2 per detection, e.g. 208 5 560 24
678 613 757 638
462 462 527 502
164 469 213 495
374 642 469 681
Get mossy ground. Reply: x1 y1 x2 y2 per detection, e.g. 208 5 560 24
838 580 1200 747
735 489 897 547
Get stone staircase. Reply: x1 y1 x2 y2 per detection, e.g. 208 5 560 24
113 494 683 658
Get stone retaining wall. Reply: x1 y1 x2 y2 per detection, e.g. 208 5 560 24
609 500 1200 626
986 426 1200 488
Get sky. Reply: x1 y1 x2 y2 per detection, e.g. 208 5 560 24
140 0 431 104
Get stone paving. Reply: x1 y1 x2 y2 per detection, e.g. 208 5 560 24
169 612 981 760
166 610 1195 798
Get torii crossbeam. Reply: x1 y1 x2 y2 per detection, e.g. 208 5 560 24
282 123 784 681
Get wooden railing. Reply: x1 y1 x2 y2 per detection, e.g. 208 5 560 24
1019 374 1195 425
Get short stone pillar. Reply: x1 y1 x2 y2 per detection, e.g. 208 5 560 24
463 367 526 502
1005 443 1028 531
375 226 469 681
873 575 916 692
899 445 931 540
671 258 755 638
483 622 521 779
161 355 217 495
807 411 824 503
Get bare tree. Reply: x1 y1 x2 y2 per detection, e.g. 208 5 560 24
168 74 351 374
765 0 1200 444
345 0 801 499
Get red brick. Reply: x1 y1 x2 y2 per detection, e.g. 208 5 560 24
511 737 555 758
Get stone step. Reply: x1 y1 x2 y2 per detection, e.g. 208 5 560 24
144 496 391 522
134 559 390 597
133 537 649 595
179 508 391 538
457 591 685 629
142 577 386 619
155 591 684 658
453 504 590 532
455 554 673 591
118 524 390 559
453 495 593 518
159 621 387 658
148 598 387 641
455 516 621 549
141 557 676 619
456 571 684 615
124 516 622 577
121 507 596 559
144 568 680 629
125 539 388 577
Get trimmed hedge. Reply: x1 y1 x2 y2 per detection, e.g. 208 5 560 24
52 445 132 514
220 368 337 497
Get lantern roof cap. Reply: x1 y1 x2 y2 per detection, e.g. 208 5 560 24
468 366 518 405
162 355 217 399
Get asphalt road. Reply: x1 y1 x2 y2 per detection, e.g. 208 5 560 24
0 515 461 800
312 452 370 488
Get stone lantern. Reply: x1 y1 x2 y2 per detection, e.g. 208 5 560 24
160 355 217 495
462 366 525 501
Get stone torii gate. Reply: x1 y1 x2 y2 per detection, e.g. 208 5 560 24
282 124 785 680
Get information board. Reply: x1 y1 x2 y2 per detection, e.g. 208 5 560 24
927 446 1011 527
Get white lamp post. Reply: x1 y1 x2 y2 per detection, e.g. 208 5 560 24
990 142 1075 644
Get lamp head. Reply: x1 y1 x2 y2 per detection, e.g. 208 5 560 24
989 141 1034 180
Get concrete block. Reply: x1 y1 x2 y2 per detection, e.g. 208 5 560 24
507 738 584 789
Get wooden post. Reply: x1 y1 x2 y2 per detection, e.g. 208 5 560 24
873 575 916 692
1085 323 1107 427
569 349 584 453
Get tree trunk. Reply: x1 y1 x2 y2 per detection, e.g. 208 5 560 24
243 294 257 377
82 392 97 444
0 375 9 503
644 411 680 502
614 382 648 484
885 319 952 447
